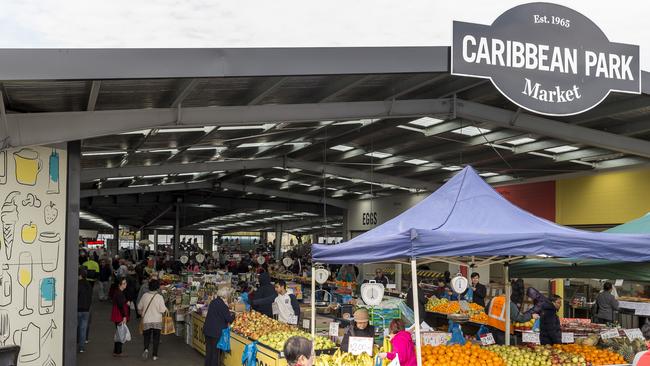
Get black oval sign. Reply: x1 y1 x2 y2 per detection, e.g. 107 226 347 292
452 2 641 116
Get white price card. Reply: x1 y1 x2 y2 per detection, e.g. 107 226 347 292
287 315 298 325
329 322 340 337
302 319 310 330
420 321 433 331
421 332 451 346
348 336 374 355
624 328 644 341
522 331 541 344
480 333 496 346
600 329 620 340
615 279 624 286
561 332 575 343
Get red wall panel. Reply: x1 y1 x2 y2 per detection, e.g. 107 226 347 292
495 181 556 222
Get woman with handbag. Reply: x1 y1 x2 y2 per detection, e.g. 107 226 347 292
204 287 235 366
111 277 130 357
137 279 168 361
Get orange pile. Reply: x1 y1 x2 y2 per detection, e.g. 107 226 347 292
421 343 504 366
430 301 461 314
470 312 489 323
554 344 626 365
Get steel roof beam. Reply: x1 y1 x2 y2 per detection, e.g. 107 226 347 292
454 99 650 159
245 77 287 105
319 75 372 103
2 98 451 148
553 148 614 163
170 78 201 108
86 80 101 111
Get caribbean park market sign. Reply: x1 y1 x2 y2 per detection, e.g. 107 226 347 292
452 2 641 116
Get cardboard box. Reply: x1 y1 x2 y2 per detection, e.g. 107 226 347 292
234 303 247 312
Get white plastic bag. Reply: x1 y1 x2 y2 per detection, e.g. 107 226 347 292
114 323 132 343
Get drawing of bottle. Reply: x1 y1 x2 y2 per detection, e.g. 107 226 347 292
47 149 59 194
0 265 11 307
0 151 6 184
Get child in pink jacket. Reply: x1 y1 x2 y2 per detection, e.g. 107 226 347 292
378 319 417 366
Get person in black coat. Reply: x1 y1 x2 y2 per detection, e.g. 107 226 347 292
204 288 235 366
252 272 277 318
470 272 487 307
406 284 426 316
540 295 562 345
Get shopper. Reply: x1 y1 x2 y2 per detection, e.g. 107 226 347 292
77 268 92 353
98 259 112 301
378 319 416 366
274 280 300 324
337 264 356 282
124 266 139 319
204 287 235 366
540 295 562 345
283 336 315 366
374 269 389 286
252 272 277 318
340 308 375 352
595 282 619 324
470 272 487 307
111 277 129 357
406 283 426 316
82 255 100 289
138 279 167 361
137 273 152 307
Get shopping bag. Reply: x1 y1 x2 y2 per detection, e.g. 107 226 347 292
217 327 231 352
161 311 176 335
447 320 466 345
476 324 489 341
242 341 258 366
387 354 400 366
532 318 541 332
375 356 384 366
114 324 132 343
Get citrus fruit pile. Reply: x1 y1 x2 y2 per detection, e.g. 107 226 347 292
421 343 504 366
554 344 626 365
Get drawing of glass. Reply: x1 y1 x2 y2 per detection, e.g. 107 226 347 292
0 265 11 307
47 149 59 194
0 151 6 184
13 322 40 362
17 252 33 316
13 148 41 186
39 232 60 272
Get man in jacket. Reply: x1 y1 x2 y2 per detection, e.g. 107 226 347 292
595 282 619 324
77 268 93 353
274 280 300 324
487 293 539 345
540 295 562 345
252 272 277 318
82 256 100 289
470 272 488 307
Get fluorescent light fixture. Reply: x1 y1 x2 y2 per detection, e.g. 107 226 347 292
326 187 338 191
237 142 279 148
142 174 167 179
409 117 444 127
397 125 425 133
82 151 127 156
298 182 311 187
157 127 215 134
273 166 302 173
544 145 579 154
284 142 311 147
271 177 288 182
106 176 134 181
333 119 374 126
128 183 153 188
219 123 275 130
364 151 392 159
147 149 179 154
451 126 491 136
442 165 463 171
187 146 227 152
330 145 354 152
404 159 429 165
479 172 499 177
177 172 200 176
244 174 258 178
120 129 151 135
506 137 536 146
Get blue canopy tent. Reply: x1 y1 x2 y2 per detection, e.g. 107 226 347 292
311 166 650 363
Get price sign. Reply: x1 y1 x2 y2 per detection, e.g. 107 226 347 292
522 331 541 344
615 279 624 286
635 305 650 316
561 332 575 343
329 322 340 337
600 329 620 340
287 315 298 325
421 332 451 346
302 319 310 330
624 328 644 341
480 333 496 346
348 336 374 355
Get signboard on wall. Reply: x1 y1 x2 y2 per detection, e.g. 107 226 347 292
0 146 67 365
452 2 640 116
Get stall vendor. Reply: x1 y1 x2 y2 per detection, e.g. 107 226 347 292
340 309 375 352
337 264 357 282
373 269 389 287
486 281 539 344
470 272 487 307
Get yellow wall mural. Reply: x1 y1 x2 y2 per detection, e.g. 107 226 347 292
0 145 66 366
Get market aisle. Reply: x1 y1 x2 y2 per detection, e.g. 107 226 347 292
78 292 204 366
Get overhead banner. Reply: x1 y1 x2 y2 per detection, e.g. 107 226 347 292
452 2 641 116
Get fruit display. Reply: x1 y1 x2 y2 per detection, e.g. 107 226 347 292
553 344 626 365
513 319 536 331
561 319 606 337
257 330 335 351
315 349 375 366
489 345 586 366
600 337 648 363
426 298 488 323
471 312 489 324
422 343 505 366
231 311 294 340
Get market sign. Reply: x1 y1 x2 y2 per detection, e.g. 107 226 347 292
452 2 640 116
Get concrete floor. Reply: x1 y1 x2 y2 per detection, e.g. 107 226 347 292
77 290 204 366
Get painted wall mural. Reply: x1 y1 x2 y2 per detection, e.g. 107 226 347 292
0 146 66 366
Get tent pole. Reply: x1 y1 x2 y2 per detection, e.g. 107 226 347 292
504 262 511 346
311 266 316 340
411 258 423 366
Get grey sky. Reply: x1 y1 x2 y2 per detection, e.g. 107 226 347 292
0 0 648 70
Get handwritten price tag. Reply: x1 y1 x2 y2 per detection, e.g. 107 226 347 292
287 315 298 325
329 322 340 337
348 336 374 355
480 333 496 345
600 329 620 340
421 332 451 346
302 319 310 330
561 332 575 343
522 331 540 344
624 328 644 341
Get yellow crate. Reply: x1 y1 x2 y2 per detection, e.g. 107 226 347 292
191 312 206 356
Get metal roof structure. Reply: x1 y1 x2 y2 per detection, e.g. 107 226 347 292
1 47 649 234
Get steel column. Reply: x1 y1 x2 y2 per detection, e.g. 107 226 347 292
64 141 81 366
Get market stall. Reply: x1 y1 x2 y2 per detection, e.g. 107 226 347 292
312 166 650 366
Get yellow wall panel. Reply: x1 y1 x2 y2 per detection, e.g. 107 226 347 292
556 168 650 225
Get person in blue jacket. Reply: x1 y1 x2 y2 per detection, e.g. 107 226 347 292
204 287 235 366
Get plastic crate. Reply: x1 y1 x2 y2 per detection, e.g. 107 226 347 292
370 308 401 327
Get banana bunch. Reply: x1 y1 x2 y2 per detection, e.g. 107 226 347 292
315 349 375 366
